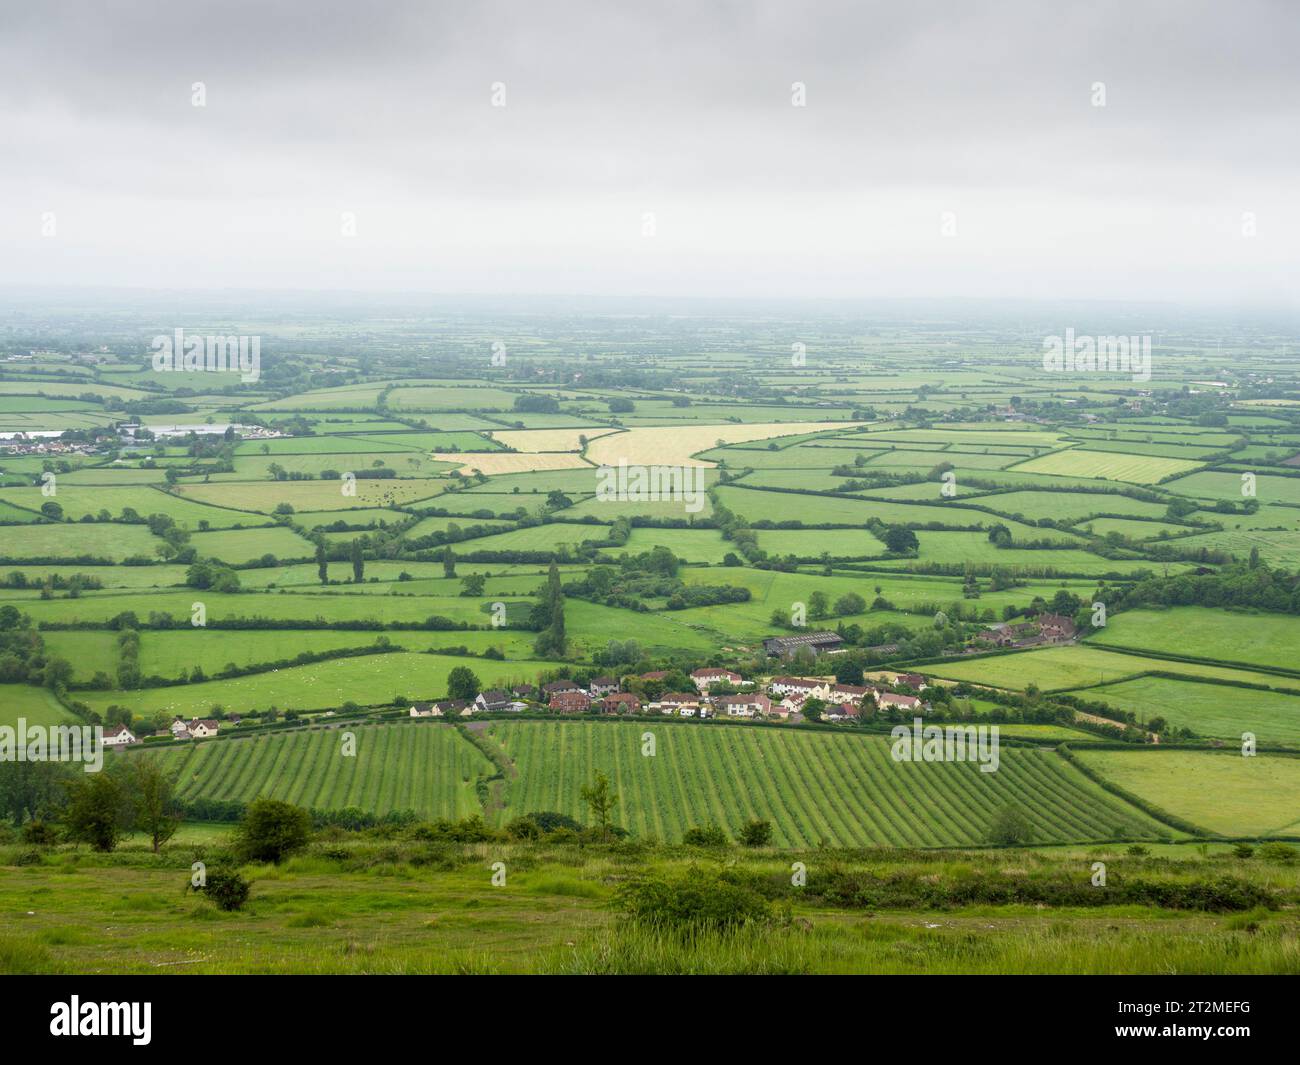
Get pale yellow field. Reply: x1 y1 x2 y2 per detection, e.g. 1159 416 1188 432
432 451 593 475
1007 448 1201 484
176 478 447 513
486 428 618 452
586 423 860 468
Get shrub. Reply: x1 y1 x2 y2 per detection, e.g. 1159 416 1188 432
21 821 58 846
615 867 776 937
197 868 251 911
738 819 773 848
233 798 312 864
681 824 730 848
1257 842 1298 864
986 805 1034 846
505 816 542 840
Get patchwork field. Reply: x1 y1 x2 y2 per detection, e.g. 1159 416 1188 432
75 653 562 717
155 722 490 819
1008 450 1202 484
928 644 1297 693
1066 675 1300 745
1088 608 1300 674
486 721 1169 847
1072 749 1300 837
585 423 859 468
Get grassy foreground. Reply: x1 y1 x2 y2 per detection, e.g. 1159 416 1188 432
3 829 1299 975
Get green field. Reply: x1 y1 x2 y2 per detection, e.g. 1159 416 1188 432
928 644 1299 693
1009 450 1201 484
153 722 490 817
486 721 1170 847
1066 675 1300 745
1072 749 1300 837
191 525 314 563
0 522 161 561
0 683 77 728
973 490 1169 522
76 653 563 717
1089 607 1300 673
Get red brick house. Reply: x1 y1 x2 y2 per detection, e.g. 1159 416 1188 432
549 691 592 713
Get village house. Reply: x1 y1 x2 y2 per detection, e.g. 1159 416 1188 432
190 719 220 739
654 692 701 713
776 692 807 716
823 701 860 722
102 724 137 746
894 673 929 690
588 676 619 697
715 693 772 718
875 691 924 712
411 698 470 717
1035 613 1078 642
542 679 583 697
769 676 830 698
169 717 190 737
762 631 845 658
510 683 539 701
690 667 742 692
601 692 641 714
474 689 515 713
549 690 592 714
829 682 871 702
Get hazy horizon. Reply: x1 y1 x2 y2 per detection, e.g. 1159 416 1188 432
3 1 1298 305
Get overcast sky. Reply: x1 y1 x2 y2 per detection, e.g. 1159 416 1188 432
2 0 1297 304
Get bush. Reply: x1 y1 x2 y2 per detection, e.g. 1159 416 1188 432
197 868 251 911
21 821 58 846
1257 842 1298 864
505 816 542 840
738 819 773 848
233 798 312 864
615 867 777 937
525 811 584 835
681 824 730 848
986 805 1034 846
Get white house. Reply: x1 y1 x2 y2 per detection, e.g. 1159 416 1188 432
690 668 742 692
769 676 830 699
102 724 137 747
715 693 773 718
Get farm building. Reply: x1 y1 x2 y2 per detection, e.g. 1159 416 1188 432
763 631 844 658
